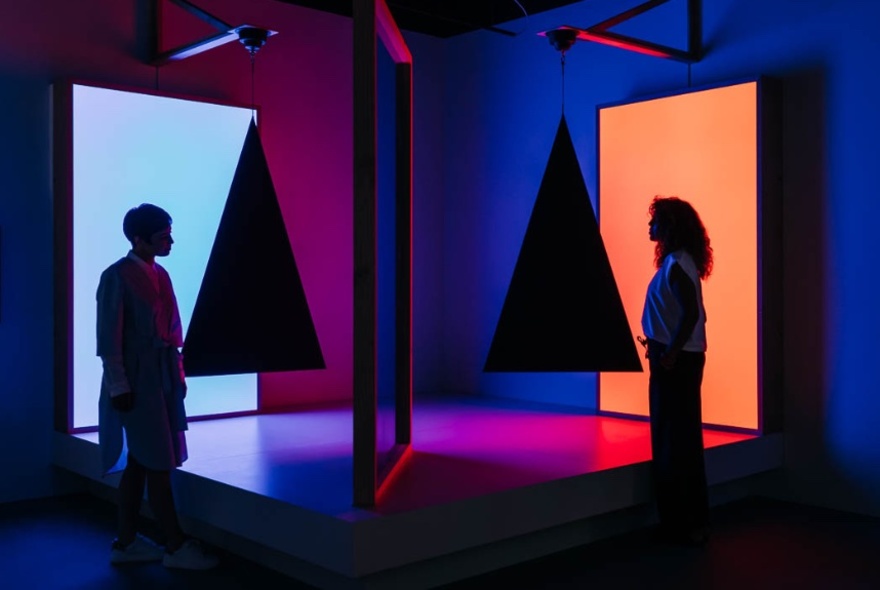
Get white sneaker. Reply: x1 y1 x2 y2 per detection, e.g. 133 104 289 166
162 539 219 570
110 534 164 564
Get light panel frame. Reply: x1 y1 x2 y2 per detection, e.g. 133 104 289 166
596 77 782 434
53 80 261 433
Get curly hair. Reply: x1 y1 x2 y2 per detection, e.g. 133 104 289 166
649 195 713 279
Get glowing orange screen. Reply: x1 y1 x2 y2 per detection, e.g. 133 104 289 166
598 82 758 430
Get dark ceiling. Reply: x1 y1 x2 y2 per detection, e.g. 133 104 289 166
273 0 583 38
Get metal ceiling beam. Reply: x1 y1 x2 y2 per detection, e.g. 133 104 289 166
540 0 702 64
151 0 277 66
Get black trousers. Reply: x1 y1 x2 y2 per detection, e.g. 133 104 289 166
647 339 709 533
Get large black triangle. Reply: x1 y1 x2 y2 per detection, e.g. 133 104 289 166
484 116 641 372
183 119 325 376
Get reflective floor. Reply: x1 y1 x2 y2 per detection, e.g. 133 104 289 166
76 394 752 517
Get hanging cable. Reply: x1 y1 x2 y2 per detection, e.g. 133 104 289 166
511 0 530 36
251 51 256 121
236 26 270 126
561 51 566 115
546 29 576 115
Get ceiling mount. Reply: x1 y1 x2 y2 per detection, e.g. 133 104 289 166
237 26 270 58
151 0 277 66
546 28 578 54
539 0 702 63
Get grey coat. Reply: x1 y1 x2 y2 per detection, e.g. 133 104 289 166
96 255 188 473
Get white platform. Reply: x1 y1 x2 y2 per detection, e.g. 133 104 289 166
52 395 783 589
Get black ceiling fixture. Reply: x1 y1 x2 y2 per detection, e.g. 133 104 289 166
272 0 582 38
546 28 578 53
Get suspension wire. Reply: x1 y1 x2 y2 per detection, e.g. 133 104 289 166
251 53 256 121
511 0 530 36
561 51 566 114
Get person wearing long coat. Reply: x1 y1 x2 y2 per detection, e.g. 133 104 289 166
97 252 188 474
96 203 217 570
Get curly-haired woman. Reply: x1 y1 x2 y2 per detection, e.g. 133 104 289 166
641 195 713 546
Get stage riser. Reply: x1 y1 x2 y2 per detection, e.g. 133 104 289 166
53 430 782 586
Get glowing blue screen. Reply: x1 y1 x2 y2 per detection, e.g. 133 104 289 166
72 84 258 428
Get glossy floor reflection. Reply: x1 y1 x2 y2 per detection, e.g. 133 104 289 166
76 394 753 517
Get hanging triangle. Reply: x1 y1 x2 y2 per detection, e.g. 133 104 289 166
484 115 642 373
183 119 325 376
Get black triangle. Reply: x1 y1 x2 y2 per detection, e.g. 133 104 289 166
182 119 325 376
484 116 642 372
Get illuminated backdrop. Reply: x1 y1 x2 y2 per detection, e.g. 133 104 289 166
598 80 760 430
71 83 258 428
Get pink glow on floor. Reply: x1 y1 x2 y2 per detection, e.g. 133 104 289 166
77 395 753 518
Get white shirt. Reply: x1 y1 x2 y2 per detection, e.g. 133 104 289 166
641 250 707 352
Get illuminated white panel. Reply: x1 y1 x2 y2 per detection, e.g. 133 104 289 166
72 84 257 428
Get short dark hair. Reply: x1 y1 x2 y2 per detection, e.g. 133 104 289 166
123 203 172 245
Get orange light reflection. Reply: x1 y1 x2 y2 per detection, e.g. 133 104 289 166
599 82 759 431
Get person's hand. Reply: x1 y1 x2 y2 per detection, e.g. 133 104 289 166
112 392 134 412
659 349 679 370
